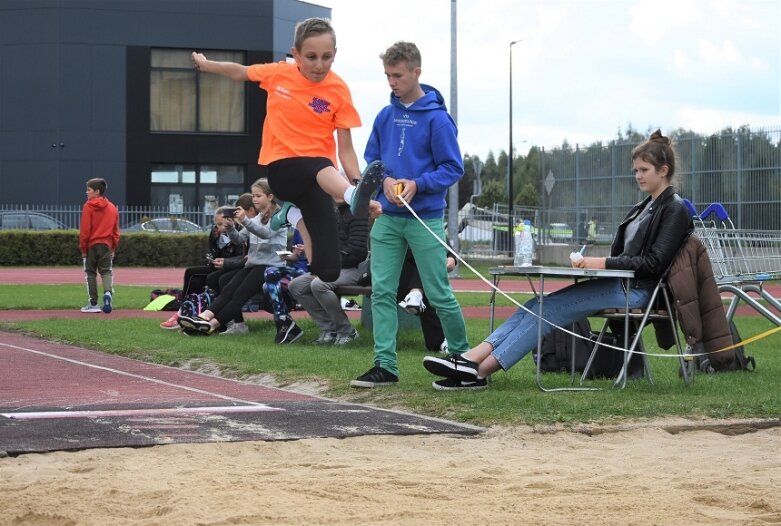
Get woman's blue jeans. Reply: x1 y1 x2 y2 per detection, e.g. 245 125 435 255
488 278 652 370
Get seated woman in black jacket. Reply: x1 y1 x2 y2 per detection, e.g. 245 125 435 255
423 130 693 390
160 206 246 329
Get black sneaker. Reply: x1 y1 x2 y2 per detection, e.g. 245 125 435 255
423 353 479 381
350 361 399 388
280 321 303 344
275 316 303 344
432 377 487 391
179 315 215 335
349 160 384 216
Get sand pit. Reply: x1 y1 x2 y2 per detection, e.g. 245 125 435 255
1 418 779 525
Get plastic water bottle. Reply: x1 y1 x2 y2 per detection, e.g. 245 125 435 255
514 220 534 267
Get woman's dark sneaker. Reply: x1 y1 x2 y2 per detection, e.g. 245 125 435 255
350 360 398 388
350 161 384 216
423 354 479 382
178 315 215 335
432 377 487 391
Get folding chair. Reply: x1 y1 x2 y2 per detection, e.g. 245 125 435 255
582 273 694 388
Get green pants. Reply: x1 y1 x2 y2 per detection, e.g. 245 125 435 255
369 215 468 377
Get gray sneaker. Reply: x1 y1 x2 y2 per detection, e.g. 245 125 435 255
80 302 101 313
333 328 359 346
220 321 249 335
313 330 337 345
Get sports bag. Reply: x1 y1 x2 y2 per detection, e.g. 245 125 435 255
534 318 593 373
179 288 216 318
695 320 756 373
149 288 183 311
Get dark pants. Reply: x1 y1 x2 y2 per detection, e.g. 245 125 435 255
208 265 268 327
397 254 445 351
267 157 340 282
183 265 212 295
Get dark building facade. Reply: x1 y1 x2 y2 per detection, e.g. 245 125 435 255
0 0 329 209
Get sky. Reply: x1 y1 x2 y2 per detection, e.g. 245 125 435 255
319 0 780 160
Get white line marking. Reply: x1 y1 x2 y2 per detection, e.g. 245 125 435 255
2 405 282 420
0 341 277 408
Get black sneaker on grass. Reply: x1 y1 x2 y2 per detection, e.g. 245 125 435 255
179 315 215 335
432 377 487 391
423 353 479 382
350 361 398 388
275 316 303 344
279 321 303 344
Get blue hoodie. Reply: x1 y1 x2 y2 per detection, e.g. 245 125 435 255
364 84 463 219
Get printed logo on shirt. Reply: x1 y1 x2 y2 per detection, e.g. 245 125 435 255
274 85 291 99
309 97 331 114
394 114 417 128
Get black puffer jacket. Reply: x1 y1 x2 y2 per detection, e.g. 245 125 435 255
607 186 693 288
336 203 369 269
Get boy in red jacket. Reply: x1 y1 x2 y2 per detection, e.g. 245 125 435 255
79 178 120 313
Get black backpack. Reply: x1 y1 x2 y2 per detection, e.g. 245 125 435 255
535 318 644 379
695 320 756 373
534 318 593 374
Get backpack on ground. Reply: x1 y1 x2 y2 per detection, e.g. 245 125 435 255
586 329 645 380
179 288 216 318
695 320 756 373
148 288 183 311
534 318 593 374
534 317 644 380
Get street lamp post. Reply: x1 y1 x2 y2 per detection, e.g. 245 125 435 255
508 39 521 255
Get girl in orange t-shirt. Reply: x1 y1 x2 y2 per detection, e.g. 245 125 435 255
192 18 382 282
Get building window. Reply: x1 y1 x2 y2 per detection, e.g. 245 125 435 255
150 49 246 133
150 164 245 214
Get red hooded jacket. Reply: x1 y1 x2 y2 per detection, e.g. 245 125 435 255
79 197 120 255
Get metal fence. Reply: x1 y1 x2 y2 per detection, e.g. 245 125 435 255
0 204 211 231
537 126 781 246
4 127 779 259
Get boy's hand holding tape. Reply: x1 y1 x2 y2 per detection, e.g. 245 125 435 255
383 177 417 206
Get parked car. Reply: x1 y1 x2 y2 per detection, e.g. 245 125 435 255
123 217 202 234
547 223 573 243
0 211 67 230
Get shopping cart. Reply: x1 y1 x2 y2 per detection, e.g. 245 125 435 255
686 200 781 326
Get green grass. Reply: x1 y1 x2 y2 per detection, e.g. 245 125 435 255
2 284 779 427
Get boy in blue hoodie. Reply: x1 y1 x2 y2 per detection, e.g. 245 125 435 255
350 41 469 388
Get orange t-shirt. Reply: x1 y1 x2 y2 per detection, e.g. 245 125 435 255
247 62 361 167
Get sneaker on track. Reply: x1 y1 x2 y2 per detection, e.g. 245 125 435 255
80 302 101 313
